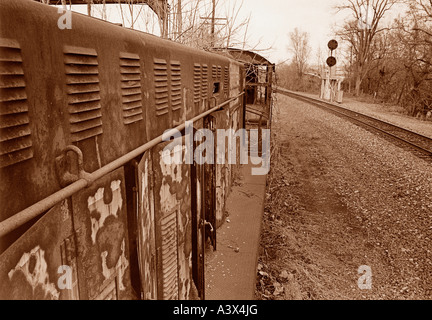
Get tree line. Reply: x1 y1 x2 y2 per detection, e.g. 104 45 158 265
279 0 432 118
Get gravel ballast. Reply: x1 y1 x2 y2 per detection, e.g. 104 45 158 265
256 94 432 300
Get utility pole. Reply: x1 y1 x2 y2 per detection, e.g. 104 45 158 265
211 0 216 47
176 0 182 41
87 0 92 16
349 44 353 94
200 1 226 48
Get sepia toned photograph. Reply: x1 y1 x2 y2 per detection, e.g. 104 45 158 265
0 0 431 305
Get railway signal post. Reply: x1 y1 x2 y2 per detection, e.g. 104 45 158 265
320 39 344 103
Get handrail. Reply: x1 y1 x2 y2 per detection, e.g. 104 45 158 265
0 93 244 238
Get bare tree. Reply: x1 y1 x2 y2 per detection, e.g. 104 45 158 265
412 0 432 39
398 0 432 115
288 28 311 78
170 0 257 52
336 0 398 96
60 0 264 54
315 46 325 77
337 0 432 116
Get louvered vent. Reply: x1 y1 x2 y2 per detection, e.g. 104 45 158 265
224 66 229 96
0 38 33 168
212 65 217 79
170 61 181 111
217 65 222 78
64 46 102 142
154 59 169 116
120 53 142 125
160 211 179 300
201 64 208 99
193 64 201 104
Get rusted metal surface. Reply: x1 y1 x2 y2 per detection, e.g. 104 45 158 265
203 116 217 249
0 38 33 169
0 0 240 250
0 0 258 301
71 168 132 300
212 110 229 228
137 151 158 300
191 126 205 299
152 139 193 300
120 52 143 125
0 200 77 300
0 94 243 241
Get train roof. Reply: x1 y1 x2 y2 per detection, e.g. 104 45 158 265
213 48 273 66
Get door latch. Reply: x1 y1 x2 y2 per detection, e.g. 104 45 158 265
204 220 214 232
55 145 92 187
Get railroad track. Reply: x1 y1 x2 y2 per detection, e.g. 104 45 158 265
276 87 432 162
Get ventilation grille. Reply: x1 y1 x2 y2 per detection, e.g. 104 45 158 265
212 65 222 79
154 59 169 116
0 38 33 168
193 64 201 104
64 46 102 142
201 64 208 99
170 61 181 111
120 53 143 125
160 211 179 300
224 66 229 96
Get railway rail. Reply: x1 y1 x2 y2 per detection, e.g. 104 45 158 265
276 88 432 162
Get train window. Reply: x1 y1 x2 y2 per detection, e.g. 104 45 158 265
213 82 220 94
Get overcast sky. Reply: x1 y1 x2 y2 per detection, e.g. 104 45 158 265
236 0 341 64
238 0 407 65
68 0 352 65
60 0 408 66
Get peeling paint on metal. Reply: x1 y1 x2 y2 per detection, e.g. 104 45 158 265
178 250 191 299
138 154 157 299
87 180 123 244
101 239 128 291
159 145 185 214
8 246 59 300
154 140 193 300
60 198 70 222
216 164 227 225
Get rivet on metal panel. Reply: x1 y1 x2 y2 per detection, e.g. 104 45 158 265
55 145 93 187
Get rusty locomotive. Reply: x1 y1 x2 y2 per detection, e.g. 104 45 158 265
0 0 256 300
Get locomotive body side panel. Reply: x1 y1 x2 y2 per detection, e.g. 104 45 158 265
0 0 248 301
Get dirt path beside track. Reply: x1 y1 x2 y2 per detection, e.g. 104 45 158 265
255 94 432 300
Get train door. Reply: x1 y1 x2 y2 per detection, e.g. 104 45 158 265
203 115 217 250
152 139 193 300
70 168 133 300
191 128 206 299
136 151 158 300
